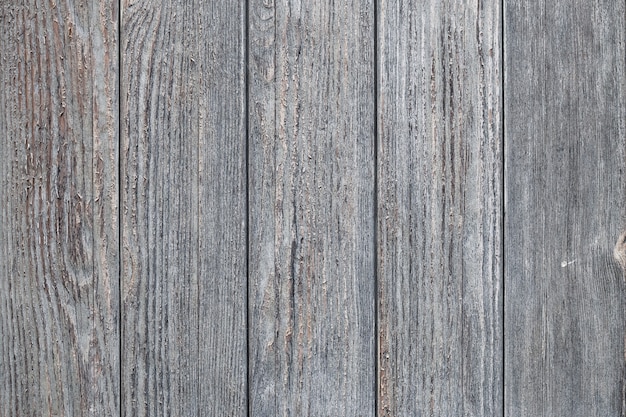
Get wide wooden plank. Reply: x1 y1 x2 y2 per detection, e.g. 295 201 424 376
0 1 119 416
377 1 503 415
504 0 626 415
248 0 376 414
121 0 246 414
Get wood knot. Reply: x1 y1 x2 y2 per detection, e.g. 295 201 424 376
613 230 626 273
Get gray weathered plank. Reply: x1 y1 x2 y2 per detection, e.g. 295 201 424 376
121 0 247 414
504 0 626 415
248 0 376 414
377 1 503 415
0 1 119 416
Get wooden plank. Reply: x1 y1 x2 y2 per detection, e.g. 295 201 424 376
248 0 376 414
0 1 119 416
504 0 626 415
120 0 247 415
377 0 503 415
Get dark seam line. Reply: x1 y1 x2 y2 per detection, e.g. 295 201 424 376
195 77 199 417
245 0 251 415
501 0 505 415
373 1 379 416
118 0 123 415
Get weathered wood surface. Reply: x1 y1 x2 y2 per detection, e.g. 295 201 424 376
377 0 502 415
3 0 626 415
248 0 377 414
121 0 247 415
0 1 119 416
504 0 626 415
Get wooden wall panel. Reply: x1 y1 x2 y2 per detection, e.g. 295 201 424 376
504 0 626 415
0 1 119 415
377 0 503 415
3 1 626 415
121 0 247 414
248 0 377 414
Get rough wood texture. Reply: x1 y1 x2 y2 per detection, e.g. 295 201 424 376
504 0 626 415
5 1 626 415
121 0 247 414
377 0 502 415
248 0 376 414
0 1 119 416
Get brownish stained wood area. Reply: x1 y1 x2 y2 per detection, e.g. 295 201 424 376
1 0 624 415
0 1 119 416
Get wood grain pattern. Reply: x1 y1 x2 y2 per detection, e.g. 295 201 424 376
377 0 503 415
121 0 246 414
504 0 626 415
0 1 119 415
3 1 626 415
248 0 376 414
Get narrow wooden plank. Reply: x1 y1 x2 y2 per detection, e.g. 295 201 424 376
377 0 503 415
121 0 247 414
248 0 376 414
504 0 626 415
196 1 247 413
0 1 119 416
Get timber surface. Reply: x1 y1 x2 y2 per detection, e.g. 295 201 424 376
504 0 626 415
377 1 502 415
1 0 625 416
248 0 376 415
121 0 247 414
0 1 119 416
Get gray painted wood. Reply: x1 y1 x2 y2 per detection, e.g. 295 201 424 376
121 0 246 414
248 0 376 414
504 0 626 415
0 1 119 416
377 1 503 415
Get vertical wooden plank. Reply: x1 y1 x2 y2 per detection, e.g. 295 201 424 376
121 0 246 414
377 0 502 415
248 0 376 415
0 0 119 416
504 0 626 415
196 0 247 414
